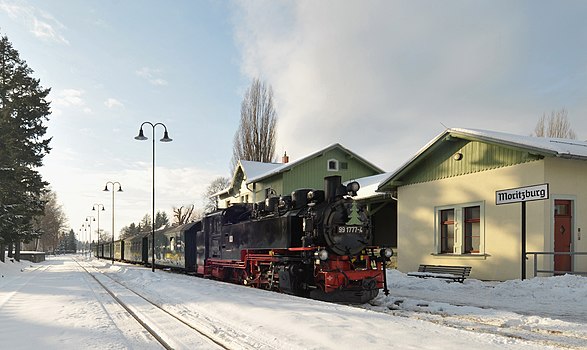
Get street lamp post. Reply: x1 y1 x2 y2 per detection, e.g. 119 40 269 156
135 121 172 272
92 204 105 259
78 227 86 256
85 216 95 258
103 182 123 264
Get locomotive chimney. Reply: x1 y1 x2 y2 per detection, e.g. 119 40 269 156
282 151 289 163
324 175 342 203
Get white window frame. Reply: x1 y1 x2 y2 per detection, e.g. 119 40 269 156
327 158 339 171
434 201 485 255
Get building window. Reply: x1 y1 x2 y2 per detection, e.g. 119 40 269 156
327 159 339 171
436 202 484 255
440 209 455 253
464 206 480 253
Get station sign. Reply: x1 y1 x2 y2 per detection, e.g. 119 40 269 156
495 183 549 205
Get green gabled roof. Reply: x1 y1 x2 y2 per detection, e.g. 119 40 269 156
246 143 384 184
377 128 587 192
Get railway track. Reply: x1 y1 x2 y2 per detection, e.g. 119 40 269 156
74 259 269 350
366 298 587 349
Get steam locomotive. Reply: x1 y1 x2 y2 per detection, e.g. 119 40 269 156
97 175 392 304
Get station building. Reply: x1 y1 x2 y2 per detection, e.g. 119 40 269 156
377 128 587 280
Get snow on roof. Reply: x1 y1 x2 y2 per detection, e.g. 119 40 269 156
211 160 283 198
240 160 282 180
377 128 587 192
345 172 394 200
450 128 587 158
246 143 384 184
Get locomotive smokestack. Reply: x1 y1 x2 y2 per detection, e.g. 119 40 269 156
282 151 289 163
324 175 342 203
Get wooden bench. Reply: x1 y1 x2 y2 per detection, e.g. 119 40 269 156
407 264 472 283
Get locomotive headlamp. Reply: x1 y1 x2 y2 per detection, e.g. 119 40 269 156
317 249 329 261
307 191 315 200
346 181 360 196
380 247 394 259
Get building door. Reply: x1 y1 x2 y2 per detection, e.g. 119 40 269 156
554 200 572 274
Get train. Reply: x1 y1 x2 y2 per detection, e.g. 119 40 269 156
96 175 393 303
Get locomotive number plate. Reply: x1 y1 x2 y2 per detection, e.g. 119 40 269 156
337 226 364 234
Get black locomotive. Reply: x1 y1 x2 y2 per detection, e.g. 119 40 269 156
97 175 392 303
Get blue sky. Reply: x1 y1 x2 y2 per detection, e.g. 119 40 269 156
1 0 586 238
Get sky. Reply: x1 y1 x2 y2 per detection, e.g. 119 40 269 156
1 255 585 349
1 0 587 239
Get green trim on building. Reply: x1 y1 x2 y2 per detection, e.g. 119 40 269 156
218 144 383 206
398 140 542 186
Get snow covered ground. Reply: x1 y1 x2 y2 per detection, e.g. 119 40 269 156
1 254 585 349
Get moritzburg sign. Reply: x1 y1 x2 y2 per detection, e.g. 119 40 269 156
495 183 549 280
495 183 549 205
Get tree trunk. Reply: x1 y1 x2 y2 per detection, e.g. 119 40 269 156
0 244 5 262
15 241 20 262
7 242 13 258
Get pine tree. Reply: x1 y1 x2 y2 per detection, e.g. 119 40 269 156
0 34 52 259
154 211 169 229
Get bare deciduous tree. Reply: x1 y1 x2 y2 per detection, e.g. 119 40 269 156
172 204 202 225
534 108 576 139
203 177 230 213
231 78 277 172
30 189 67 253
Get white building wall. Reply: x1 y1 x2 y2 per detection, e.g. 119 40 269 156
544 157 587 273
397 160 547 280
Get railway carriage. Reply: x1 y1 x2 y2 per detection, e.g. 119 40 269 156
123 233 148 264
113 240 124 260
102 241 112 260
151 222 199 271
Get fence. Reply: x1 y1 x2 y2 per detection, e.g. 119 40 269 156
525 251 587 277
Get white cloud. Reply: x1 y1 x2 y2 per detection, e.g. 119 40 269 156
0 2 69 44
104 98 124 109
51 89 85 107
233 1 587 171
136 67 168 86
50 89 92 116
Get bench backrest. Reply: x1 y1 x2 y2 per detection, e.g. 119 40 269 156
418 265 471 276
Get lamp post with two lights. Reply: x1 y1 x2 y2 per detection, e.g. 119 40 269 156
85 216 95 257
78 226 86 256
103 182 123 264
134 121 172 272
92 204 104 258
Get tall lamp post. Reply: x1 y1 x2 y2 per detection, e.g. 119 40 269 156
103 182 123 264
79 226 86 256
92 204 105 259
135 121 172 272
85 216 95 258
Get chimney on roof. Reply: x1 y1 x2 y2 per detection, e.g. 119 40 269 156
282 151 289 163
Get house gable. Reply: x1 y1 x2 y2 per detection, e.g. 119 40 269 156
278 147 382 195
376 128 574 192
217 144 384 207
398 139 543 187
